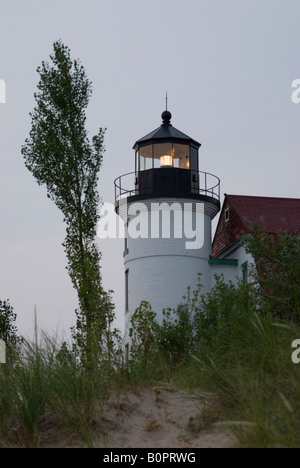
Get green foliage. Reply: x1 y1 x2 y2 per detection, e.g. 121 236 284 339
51 345 106 447
129 302 157 354
0 300 22 354
157 282 202 366
127 280 201 378
182 299 300 448
243 226 300 320
71 287 121 370
125 230 300 447
0 335 108 448
194 276 258 358
21 40 115 364
175 230 300 448
128 302 160 380
1 217 299 446
22 41 104 227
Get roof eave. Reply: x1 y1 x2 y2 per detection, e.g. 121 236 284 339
133 137 201 150
133 124 201 150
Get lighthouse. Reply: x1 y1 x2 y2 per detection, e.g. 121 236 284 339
114 109 220 342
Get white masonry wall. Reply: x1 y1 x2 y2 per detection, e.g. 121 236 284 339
118 197 219 342
228 246 255 282
211 245 255 288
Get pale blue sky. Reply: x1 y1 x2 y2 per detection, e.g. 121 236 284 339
0 0 300 338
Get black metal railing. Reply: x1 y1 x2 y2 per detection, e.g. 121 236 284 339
114 170 220 203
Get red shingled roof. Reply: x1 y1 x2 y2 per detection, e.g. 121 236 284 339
228 195 300 232
212 194 300 258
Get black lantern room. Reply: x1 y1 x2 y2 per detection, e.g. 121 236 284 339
134 110 200 171
115 110 220 207
133 110 201 198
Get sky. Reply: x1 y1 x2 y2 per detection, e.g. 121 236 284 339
0 0 300 340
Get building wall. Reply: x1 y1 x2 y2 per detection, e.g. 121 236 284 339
211 263 239 286
119 197 219 341
212 198 246 258
211 245 254 287
228 246 254 282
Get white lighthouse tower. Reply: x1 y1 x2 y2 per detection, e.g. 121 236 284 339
114 109 220 343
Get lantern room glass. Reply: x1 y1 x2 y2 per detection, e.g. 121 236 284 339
138 143 193 171
139 145 152 171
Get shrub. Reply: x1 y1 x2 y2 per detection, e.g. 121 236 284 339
243 227 300 320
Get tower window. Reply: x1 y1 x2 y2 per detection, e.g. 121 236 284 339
123 221 129 256
125 343 129 364
123 235 128 256
125 269 129 313
242 262 248 283
225 208 230 222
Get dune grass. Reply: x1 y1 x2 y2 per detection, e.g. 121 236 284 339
125 264 300 448
178 308 300 448
1 286 300 448
1 230 300 448
0 333 112 447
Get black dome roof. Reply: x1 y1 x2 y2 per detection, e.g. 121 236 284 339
133 111 201 150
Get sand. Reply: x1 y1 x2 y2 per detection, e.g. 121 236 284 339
38 385 238 448
98 386 238 449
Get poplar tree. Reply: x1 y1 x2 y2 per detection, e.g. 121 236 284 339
22 41 115 365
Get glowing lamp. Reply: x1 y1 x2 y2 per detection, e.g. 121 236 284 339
160 155 173 167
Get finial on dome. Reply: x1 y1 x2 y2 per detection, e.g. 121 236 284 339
161 109 172 125
161 91 172 124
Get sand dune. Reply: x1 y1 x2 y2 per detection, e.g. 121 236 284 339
98 386 238 449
